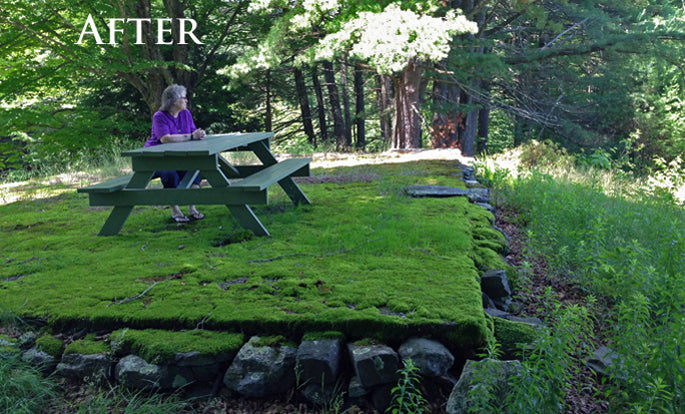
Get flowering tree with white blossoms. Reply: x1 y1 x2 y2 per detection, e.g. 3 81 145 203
244 0 477 148
313 4 477 148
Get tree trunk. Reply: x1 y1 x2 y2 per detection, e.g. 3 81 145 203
461 94 479 156
294 67 316 146
391 59 423 149
431 76 461 148
376 74 393 146
477 81 491 153
264 70 272 132
354 64 366 149
322 60 346 149
311 65 328 143
340 57 353 148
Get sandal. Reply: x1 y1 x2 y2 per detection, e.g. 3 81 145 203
188 212 205 221
172 214 190 223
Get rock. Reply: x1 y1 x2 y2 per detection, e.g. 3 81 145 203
493 297 513 312
480 269 511 299
484 308 510 319
405 185 469 198
347 375 368 398
507 315 543 326
21 347 58 375
223 336 297 398
0 336 18 348
296 339 341 385
446 359 523 414
586 346 619 377
467 188 490 203
460 164 476 181
175 350 235 383
485 308 543 328
397 338 455 377
370 383 395 413
482 292 497 309
55 353 110 381
301 382 341 407
115 355 163 389
18 331 36 350
475 202 495 213
347 343 399 388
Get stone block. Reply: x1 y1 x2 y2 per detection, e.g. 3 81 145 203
296 339 341 385
398 338 455 377
223 336 297 398
347 343 399 388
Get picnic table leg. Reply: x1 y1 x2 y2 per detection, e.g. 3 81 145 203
99 207 134 236
227 205 270 237
178 170 200 189
98 172 152 236
278 177 311 205
202 170 270 237
249 140 311 206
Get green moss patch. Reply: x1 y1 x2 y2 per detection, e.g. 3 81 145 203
491 317 536 354
64 334 109 355
110 329 245 364
0 160 509 349
36 334 64 357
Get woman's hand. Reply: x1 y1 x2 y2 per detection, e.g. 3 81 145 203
191 129 206 140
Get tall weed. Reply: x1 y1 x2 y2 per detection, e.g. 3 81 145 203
467 289 594 413
0 354 59 413
483 148 685 412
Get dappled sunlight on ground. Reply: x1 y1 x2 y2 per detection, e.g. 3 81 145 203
1 149 471 205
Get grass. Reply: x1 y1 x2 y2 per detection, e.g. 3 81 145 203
476 142 685 412
0 155 518 356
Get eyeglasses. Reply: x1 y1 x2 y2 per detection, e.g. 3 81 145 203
179 96 188 101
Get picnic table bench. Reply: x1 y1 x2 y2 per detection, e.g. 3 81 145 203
78 132 311 237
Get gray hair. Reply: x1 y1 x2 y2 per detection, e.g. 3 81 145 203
159 84 187 112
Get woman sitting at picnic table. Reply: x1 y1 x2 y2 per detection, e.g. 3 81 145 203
145 84 207 223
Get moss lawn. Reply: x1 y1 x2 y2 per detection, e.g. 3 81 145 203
1 158 511 351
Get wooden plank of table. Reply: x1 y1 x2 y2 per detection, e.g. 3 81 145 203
88 187 268 206
130 155 219 172
232 158 311 191
122 132 273 158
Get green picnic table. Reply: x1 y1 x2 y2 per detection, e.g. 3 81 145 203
78 132 311 236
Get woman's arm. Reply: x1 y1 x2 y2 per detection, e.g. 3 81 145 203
159 129 205 144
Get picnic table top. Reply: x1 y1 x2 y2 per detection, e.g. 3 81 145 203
121 132 273 158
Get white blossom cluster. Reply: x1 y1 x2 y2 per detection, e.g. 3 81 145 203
315 4 477 74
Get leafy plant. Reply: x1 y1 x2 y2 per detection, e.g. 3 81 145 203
504 289 595 412
387 358 427 414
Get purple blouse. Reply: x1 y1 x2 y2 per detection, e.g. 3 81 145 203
145 109 197 147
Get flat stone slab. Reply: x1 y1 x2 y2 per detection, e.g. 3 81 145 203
406 185 469 198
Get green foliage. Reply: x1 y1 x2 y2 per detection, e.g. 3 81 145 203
606 292 685 413
387 358 427 414
487 152 685 412
468 291 595 413
0 353 58 413
66 380 192 413
505 290 595 413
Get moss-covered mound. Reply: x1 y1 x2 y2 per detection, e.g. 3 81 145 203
1 160 510 349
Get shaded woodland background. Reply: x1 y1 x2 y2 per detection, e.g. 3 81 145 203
1 0 684 174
